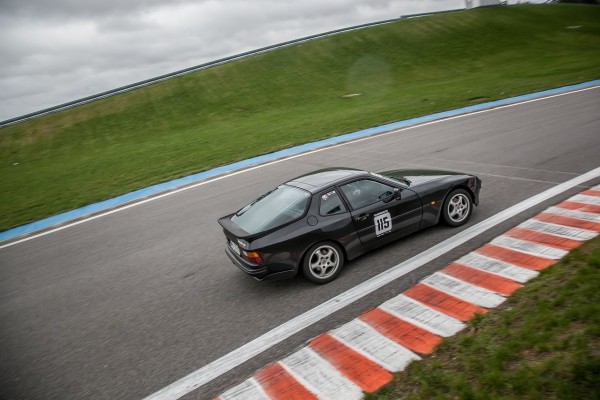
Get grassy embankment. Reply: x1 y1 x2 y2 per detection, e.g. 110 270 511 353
367 236 600 400
1 4 600 231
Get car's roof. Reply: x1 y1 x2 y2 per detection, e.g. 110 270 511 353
285 168 368 193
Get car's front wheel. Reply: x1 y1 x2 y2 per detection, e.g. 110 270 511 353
302 242 344 284
442 188 473 227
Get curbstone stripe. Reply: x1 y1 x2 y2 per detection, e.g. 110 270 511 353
518 219 597 241
534 212 600 232
255 363 317 400
280 347 363 400
475 243 555 270
403 283 487 321
219 378 268 400
454 252 539 283
442 263 522 296
580 189 600 197
555 200 600 214
309 334 393 392
421 272 507 308
503 227 582 250
491 235 568 259
570 193 600 206
359 308 441 355
379 294 465 337
330 319 420 372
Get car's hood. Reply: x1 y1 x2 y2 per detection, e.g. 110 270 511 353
379 169 467 186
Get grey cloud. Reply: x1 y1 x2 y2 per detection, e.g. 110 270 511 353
1 0 191 19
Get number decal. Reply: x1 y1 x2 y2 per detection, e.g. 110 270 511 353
374 210 392 237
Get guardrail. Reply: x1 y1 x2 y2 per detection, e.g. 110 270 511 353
0 8 464 129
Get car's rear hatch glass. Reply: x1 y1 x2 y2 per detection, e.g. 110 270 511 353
231 184 310 235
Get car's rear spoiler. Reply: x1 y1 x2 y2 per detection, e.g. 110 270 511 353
218 214 248 237
217 214 268 241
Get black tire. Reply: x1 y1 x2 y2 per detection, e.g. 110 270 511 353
302 242 344 284
442 188 473 227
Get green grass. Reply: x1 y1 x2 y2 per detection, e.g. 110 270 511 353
2 4 600 231
366 236 600 400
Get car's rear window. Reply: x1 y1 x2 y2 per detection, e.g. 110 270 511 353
231 185 310 234
320 190 347 215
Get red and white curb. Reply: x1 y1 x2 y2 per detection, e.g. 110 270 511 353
218 186 600 400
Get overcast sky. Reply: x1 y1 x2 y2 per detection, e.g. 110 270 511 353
0 0 525 122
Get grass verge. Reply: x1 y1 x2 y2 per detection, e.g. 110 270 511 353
1 4 600 231
367 236 600 400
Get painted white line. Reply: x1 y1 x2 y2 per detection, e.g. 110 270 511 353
456 252 539 283
491 236 568 259
518 220 597 241
425 158 580 177
454 171 563 185
280 347 362 400
422 273 506 308
143 167 600 400
379 295 464 337
570 194 600 206
219 378 269 400
3 85 599 251
331 319 420 372
545 206 600 222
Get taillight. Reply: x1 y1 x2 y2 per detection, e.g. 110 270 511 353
242 250 263 264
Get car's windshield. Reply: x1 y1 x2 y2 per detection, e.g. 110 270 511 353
231 185 310 234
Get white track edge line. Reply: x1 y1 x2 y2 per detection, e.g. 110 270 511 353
3 85 599 250
143 166 600 400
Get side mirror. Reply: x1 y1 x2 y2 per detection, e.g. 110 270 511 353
394 187 402 200
380 191 394 203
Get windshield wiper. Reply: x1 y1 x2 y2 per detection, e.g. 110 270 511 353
399 177 411 186
389 175 411 186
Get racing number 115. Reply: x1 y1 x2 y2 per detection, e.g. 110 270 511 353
374 211 392 237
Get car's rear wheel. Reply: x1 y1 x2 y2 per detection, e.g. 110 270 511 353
302 242 344 284
442 188 473 227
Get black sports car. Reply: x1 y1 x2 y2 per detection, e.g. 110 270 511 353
218 168 481 284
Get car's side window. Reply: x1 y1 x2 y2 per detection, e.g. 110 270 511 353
340 179 394 210
319 190 347 215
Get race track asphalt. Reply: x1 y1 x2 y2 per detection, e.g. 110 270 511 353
1 87 599 400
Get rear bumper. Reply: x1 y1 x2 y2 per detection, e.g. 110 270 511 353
224 246 296 281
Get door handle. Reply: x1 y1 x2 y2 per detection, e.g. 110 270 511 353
355 213 369 221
